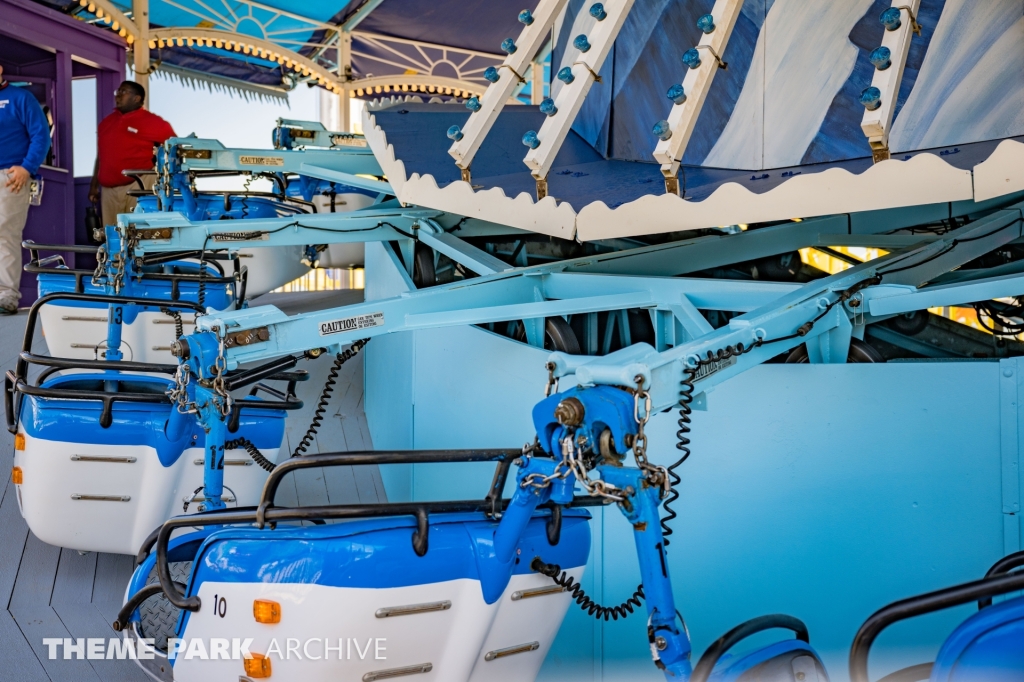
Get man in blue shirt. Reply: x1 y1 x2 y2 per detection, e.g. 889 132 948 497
0 63 51 314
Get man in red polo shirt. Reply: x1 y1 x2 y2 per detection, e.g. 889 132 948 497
89 80 175 227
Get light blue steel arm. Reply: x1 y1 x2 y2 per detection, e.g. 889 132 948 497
273 119 370 150
547 205 1024 413
116 206 436 254
188 266 799 373
166 137 382 178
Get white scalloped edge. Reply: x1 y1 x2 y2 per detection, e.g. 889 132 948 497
973 139 1024 202
362 105 409 199
362 107 577 240
578 153 974 240
364 105 1023 242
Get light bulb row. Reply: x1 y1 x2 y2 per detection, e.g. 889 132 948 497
77 0 135 43
356 84 477 97
651 13 716 142
860 8 915 112
146 34 343 92
450 4 609 150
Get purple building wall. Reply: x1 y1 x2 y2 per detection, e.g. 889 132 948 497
0 0 125 303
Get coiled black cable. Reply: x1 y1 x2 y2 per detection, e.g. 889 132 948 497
225 436 276 472
666 365 696 546
532 557 644 621
240 173 252 219
160 308 184 339
290 338 369 458
664 341 762 545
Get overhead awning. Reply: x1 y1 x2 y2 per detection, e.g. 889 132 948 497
31 0 544 103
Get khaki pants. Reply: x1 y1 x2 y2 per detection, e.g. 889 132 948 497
0 178 31 306
101 183 139 228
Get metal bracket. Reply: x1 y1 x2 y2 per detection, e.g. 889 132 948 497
664 175 680 197
500 64 527 84
536 177 549 201
461 167 472 184
180 149 212 160
695 44 727 70
133 228 173 240
223 326 271 348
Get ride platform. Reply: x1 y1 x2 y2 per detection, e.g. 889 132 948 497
0 291 384 682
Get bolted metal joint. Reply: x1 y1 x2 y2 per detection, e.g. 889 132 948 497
554 397 585 427
223 326 271 348
169 340 189 359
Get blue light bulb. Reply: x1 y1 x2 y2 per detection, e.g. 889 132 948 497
860 86 882 110
697 13 716 34
465 96 482 112
666 83 687 105
447 125 464 142
880 7 902 31
653 120 672 141
869 46 891 70
484 66 500 83
682 48 701 69
574 35 591 52
540 97 558 116
557 66 575 84
518 9 534 25
523 130 540 149
589 3 607 20
501 38 518 55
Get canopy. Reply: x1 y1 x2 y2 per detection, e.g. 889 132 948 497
31 0 544 102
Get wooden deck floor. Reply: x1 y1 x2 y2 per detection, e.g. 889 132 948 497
0 290 380 681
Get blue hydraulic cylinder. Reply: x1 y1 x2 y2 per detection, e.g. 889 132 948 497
194 384 227 511
104 304 124 362
601 464 693 678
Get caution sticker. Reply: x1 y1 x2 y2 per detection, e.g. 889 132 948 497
238 155 285 166
693 354 737 381
212 231 269 242
319 312 385 336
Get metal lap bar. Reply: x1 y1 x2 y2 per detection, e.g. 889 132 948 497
523 0 634 194
653 0 744 192
861 0 922 162
448 0 571 175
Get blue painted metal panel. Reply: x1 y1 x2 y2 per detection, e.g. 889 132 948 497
362 274 1010 681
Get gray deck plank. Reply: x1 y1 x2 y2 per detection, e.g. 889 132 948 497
0 608 49 682
91 553 136 605
9 605 103 682
50 549 98 605
10 533 60 610
53 602 151 682
0 479 30 608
